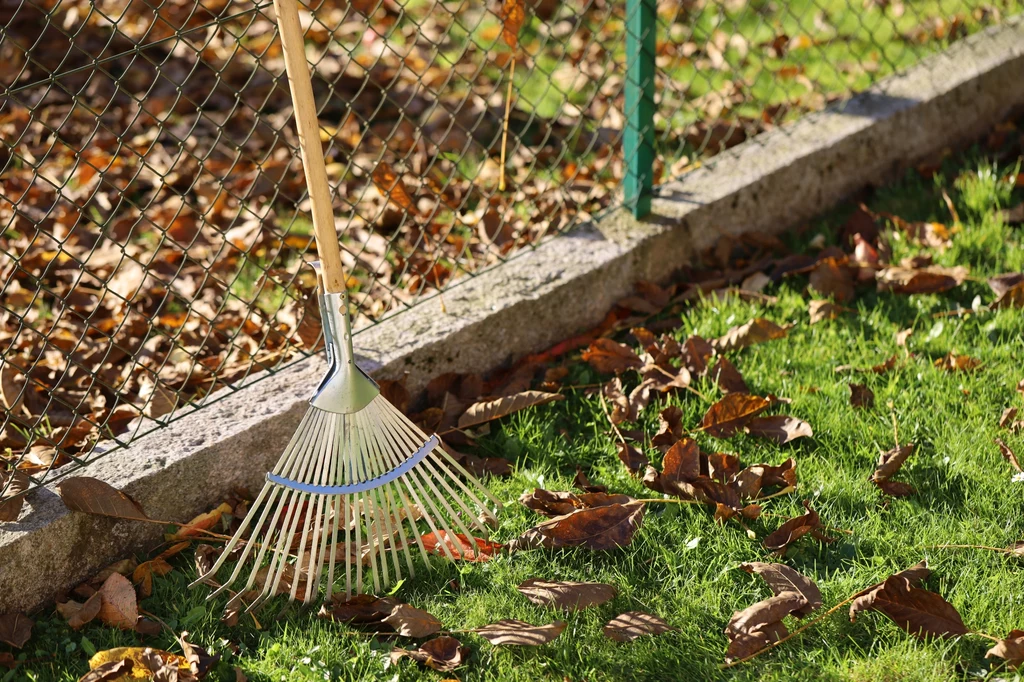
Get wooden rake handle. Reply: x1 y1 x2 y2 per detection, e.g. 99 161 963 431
272 0 347 294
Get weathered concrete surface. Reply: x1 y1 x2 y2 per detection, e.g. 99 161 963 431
3 17 1024 613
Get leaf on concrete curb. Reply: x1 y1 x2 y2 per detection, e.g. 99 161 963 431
986 630 1024 670
849 383 874 409
848 575 967 639
519 489 633 517
603 612 675 642
516 579 617 611
713 318 791 352
740 563 822 617
391 636 467 672
384 605 442 638
0 470 29 522
0 612 33 648
57 592 102 630
509 501 645 552
934 352 982 372
421 530 504 562
582 339 643 374
58 477 149 521
724 592 805 663
763 501 827 555
96 573 139 630
77 658 134 682
474 619 566 646
458 391 564 429
700 393 772 438
995 438 1023 473
745 416 813 445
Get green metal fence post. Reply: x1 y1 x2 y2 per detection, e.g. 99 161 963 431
624 0 656 218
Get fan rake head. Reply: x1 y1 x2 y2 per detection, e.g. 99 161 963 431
191 278 501 612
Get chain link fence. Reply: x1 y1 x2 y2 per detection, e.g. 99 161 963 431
0 0 1018 505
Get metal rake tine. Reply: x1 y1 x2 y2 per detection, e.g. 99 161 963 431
292 412 336 602
196 407 318 594
371 408 461 562
382 399 503 508
248 415 326 610
381 402 502 514
354 409 396 587
362 404 414 579
307 412 344 603
379 408 487 541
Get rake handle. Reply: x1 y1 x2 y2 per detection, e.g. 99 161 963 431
273 0 347 294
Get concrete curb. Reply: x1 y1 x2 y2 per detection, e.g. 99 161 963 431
3 17 1024 613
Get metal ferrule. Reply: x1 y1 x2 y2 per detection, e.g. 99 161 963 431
308 261 379 413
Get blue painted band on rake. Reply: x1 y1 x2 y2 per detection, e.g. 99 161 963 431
266 434 440 495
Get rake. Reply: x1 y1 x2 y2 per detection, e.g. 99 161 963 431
191 0 501 611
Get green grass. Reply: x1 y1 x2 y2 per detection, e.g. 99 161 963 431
11 135 1024 681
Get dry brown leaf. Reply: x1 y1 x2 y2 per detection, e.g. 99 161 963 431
987 630 1024 670
873 444 915 481
519 489 633 517
681 335 715 375
995 438 1022 473
319 594 399 625
603 611 675 642
651 405 684 450
711 356 748 393
876 265 968 294
934 352 982 372
509 501 645 552
724 592 805 662
0 470 29 522
700 393 772 438
573 467 605 493
849 383 874 409
500 0 526 50
78 659 134 682
809 257 855 302
731 458 797 500
97 573 138 630
421 531 504 562
848 575 967 639
474 619 566 646
458 391 564 429
808 299 847 324
371 162 418 216
56 592 102 630
999 407 1019 429
762 500 823 554
516 579 617 611
58 477 149 521
745 416 813 445
713 318 791 352
384 605 442 638
741 563 822 617
583 339 643 374
616 442 649 477
0 613 33 649
390 636 466 672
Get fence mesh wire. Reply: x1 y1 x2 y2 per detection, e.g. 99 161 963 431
0 0 1017 502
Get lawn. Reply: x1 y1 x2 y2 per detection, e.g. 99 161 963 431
8 122 1024 682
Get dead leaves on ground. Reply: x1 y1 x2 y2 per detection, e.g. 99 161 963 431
850 573 967 640
871 444 916 496
509 500 645 552
391 636 467 672
516 579 616 611
457 391 563 429
473 619 566 646
762 500 832 555
603 612 675 642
